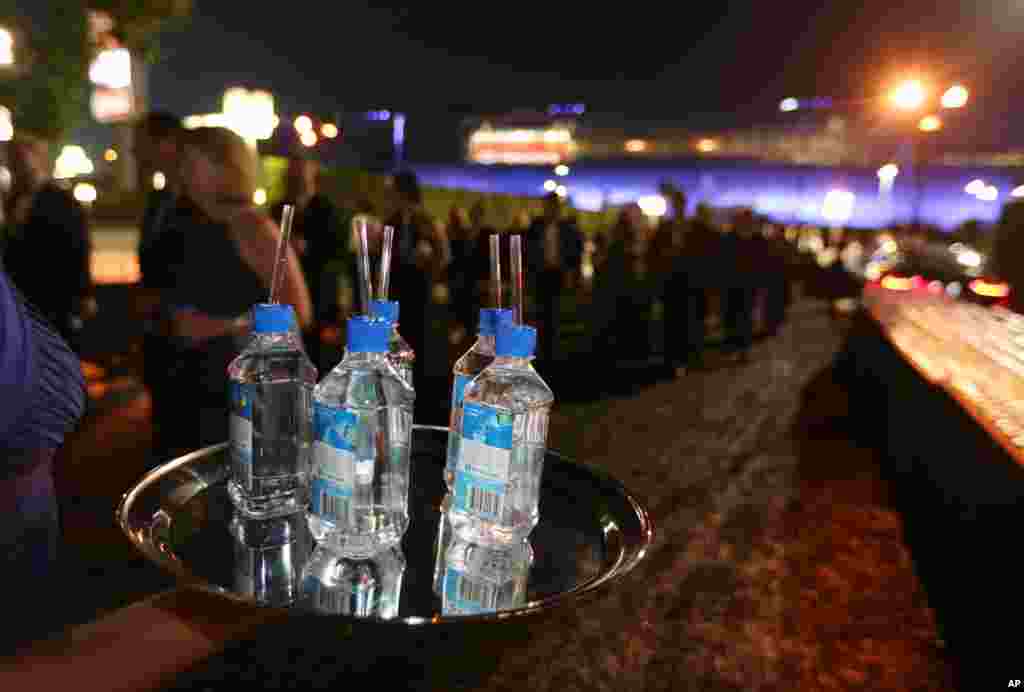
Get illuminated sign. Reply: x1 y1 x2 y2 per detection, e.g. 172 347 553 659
468 127 575 165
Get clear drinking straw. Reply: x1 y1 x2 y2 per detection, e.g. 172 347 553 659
379 225 394 301
268 204 295 304
510 234 524 325
354 216 373 316
490 233 502 309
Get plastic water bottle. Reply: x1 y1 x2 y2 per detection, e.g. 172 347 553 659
230 510 311 607
445 308 513 490
308 316 414 557
448 322 553 545
439 533 532 616
227 303 316 518
301 544 405 618
369 299 414 387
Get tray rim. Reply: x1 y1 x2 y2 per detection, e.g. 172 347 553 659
116 425 654 626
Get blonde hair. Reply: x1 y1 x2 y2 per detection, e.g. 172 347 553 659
184 126 258 200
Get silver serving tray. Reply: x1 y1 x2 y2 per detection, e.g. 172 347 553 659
117 425 653 625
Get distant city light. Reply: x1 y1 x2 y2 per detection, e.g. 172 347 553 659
890 79 927 111
222 88 277 143
543 179 557 192
294 115 313 133
89 47 131 89
941 84 969 109
555 185 568 198
152 171 166 190
918 114 942 132
300 130 318 147
253 188 267 206
0 26 13 67
53 145 94 179
321 122 338 138
779 97 799 112
696 138 719 153
103 148 118 162
978 185 999 202
1012 185 1024 199
965 179 986 196
365 110 391 121
877 163 899 182
0 105 11 142
624 139 647 153
73 182 97 205
637 195 668 218
554 164 570 176
822 189 856 225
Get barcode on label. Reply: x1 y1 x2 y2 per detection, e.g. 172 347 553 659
469 485 501 517
320 491 349 521
458 575 497 608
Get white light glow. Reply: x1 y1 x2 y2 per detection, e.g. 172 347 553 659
1012 185 1024 199
543 179 557 192
53 145 94 179
294 115 313 133
253 188 267 206
321 123 338 138
554 164 569 176
222 88 277 142
152 171 166 190
0 105 11 142
956 249 983 268
637 195 668 217
890 79 927 111
877 163 899 182
555 185 568 198
965 179 986 196
89 48 131 89
822 189 855 224
0 27 11 67
73 182 97 204
979 185 999 202
779 97 799 112
941 85 968 109
300 130 317 147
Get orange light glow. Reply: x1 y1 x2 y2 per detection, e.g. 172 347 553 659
624 139 647 153
918 114 942 132
696 138 719 153
881 275 913 291
890 79 927 111
969 279 1010 298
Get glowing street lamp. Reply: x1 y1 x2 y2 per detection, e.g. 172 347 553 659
941 84 968 109
918 114 942 132
890 79 927 111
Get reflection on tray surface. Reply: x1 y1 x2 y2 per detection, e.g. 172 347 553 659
301 544 405 619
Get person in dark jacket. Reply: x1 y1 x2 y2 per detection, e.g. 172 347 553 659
0 265 85 654
525 192 583 365
3 133 95 352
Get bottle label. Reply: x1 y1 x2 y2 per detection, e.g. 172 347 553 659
311 403 357 522
443 568 498 614
452 373 472 411
454 402 512 520
229 382 253 483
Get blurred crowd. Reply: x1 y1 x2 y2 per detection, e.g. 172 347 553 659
7 110 1021 473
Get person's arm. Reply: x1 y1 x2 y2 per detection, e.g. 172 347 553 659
229 209 314 328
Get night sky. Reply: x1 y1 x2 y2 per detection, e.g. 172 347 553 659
75 1 1024 159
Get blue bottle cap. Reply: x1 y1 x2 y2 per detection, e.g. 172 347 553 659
495 321 537 358
347 315 389 353
479 308 513 336
369 300 399 324
252 303 295 334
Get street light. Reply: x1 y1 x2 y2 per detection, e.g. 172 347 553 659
890 79 927 111
941 85 969 109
